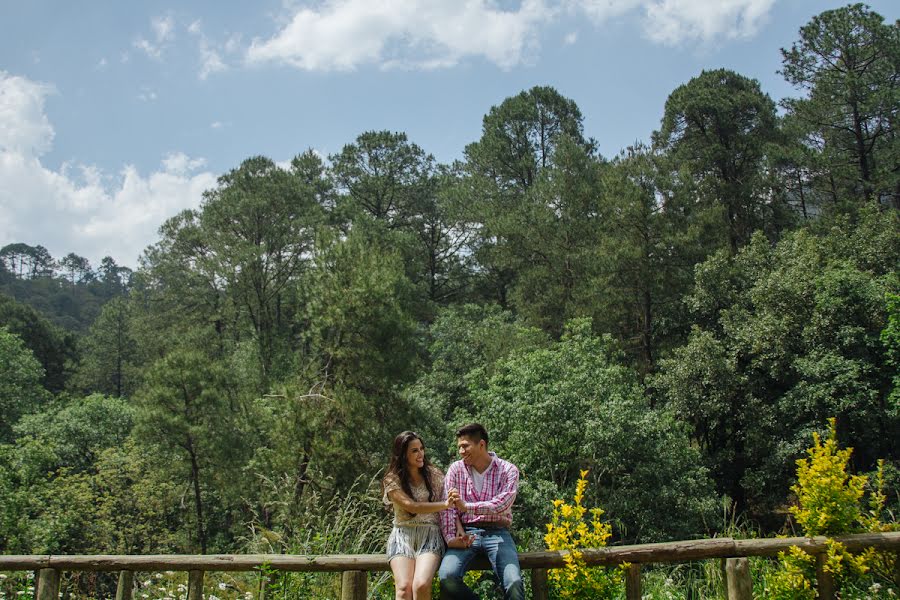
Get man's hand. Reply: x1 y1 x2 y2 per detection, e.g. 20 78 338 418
445 487 460 510
446 535 474 549
453 496 466 512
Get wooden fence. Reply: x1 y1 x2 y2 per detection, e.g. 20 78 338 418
2 532 898 600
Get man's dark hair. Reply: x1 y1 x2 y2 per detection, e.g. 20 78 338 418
456 423 489 446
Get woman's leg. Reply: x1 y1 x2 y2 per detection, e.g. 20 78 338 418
411 553 441 600
390 556 416 600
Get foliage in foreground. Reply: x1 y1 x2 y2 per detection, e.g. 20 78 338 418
767 419 898 599
544 470 622 598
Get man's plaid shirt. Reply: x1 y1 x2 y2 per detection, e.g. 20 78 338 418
439 451 519 542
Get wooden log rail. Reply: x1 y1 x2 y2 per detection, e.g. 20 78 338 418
2 532 898 600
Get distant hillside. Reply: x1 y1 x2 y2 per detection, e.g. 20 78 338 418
0 243 131 333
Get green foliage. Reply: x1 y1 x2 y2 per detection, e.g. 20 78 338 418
883 292 900 418
2 8 899 589
14 393 133 474
463 86 592 309
767 420 892 599
478 319 717 542
72 296 140 397
0 293 76 392
544 470 621 598
780 3 900 208
654 212 900 517
791 419 866 536
0 328 49 443
133 348 246 552
201 155 324 385
654 68 786 253
0 244 125 333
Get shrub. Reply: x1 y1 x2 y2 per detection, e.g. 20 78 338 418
544 470 622 598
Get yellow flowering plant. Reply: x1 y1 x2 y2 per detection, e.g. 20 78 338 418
544 470 622 599
768 418 895 598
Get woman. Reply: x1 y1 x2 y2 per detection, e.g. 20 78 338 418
383 431 458 600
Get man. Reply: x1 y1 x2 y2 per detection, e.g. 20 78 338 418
439 423 524 600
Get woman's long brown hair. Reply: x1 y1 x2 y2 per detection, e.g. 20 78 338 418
383 430 436 506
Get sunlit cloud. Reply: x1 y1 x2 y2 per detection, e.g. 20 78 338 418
0 71 216 267
246 0 552 71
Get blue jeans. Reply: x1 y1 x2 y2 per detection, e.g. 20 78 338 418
438 526 525 600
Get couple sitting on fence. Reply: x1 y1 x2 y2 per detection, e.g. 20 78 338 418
382 423 524 600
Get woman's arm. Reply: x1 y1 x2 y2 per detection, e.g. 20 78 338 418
387 489 452 514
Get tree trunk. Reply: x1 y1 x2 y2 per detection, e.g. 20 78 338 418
187 436 207 554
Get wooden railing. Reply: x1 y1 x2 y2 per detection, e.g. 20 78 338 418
2 532 899 600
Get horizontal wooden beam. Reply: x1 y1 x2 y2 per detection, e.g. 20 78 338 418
1 532 897 573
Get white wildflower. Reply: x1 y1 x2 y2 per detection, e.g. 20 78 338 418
218 582 227 590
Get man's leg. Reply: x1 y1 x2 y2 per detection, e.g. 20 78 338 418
438 543 479 600
481 529 524 600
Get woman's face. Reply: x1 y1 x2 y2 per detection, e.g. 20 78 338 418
405 438 425 470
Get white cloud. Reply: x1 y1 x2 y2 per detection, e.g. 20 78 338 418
152 15 175 42
569 0 776 44
161 152 208 175
134 14 176 59
570 0 643 22
246 0 553 71
642 0 776 45
0 72 55 156
563 31 578 45
199 45 227 79
0 71 216 268
188 21 242 80
137 87 157 102
210 121 224 129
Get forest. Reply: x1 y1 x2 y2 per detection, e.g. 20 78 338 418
1 4 898 598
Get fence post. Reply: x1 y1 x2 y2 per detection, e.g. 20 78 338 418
531 568 548 600
259 569 275 600
116 570 134 600
624 564 641 600
36 569 60 600
725 557 752 600
188 570 204 600
341 570 366 600
815 553 835 600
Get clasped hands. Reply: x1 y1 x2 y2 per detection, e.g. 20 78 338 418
444 487 475 549
444 487 465 512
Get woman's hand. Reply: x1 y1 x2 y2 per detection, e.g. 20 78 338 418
445 487 460 510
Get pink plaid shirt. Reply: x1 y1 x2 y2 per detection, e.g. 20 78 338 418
440 452 519 542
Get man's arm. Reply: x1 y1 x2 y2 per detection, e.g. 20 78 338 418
461 463 518 515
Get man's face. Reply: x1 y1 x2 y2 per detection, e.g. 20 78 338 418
457 435 485 465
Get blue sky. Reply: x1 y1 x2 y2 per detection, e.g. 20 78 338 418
1 0 897 268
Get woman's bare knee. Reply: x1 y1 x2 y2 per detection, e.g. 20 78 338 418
395 581 413 600
412 577 433 600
